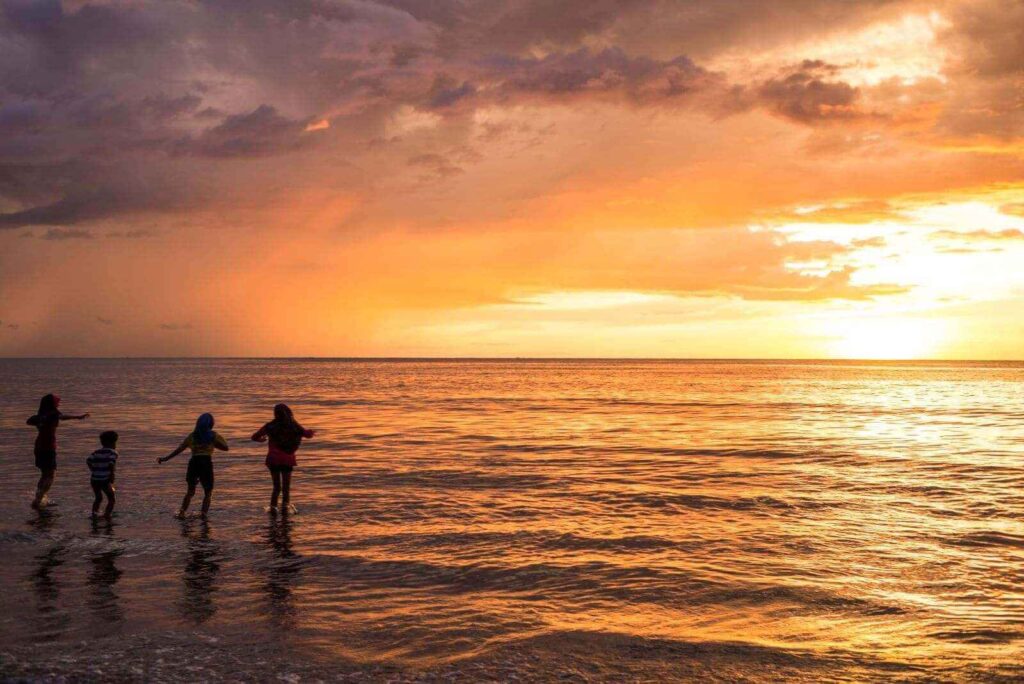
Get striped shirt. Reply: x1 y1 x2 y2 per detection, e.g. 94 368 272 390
86 447 118 482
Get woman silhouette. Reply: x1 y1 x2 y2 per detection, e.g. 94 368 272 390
251 404 314 514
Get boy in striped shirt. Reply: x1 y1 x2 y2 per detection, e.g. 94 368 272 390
87 431 118 518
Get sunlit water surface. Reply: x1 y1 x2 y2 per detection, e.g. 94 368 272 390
0 359 1022 681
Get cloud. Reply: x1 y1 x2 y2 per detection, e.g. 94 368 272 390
1 0 1021 357
425 75 476 109
38 227 93 240
106 229 157 239
407 153 463 178
779 200 901 224
96 316 114 326
178 105 317 158
851 236 887 248
755 61 867 124
490 47 718 104
930 228 1024 242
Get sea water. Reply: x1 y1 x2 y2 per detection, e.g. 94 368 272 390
0 359 1022 681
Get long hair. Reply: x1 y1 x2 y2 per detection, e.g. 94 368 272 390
193 412 215 446
266 403 305 453
273 403 299 427
38 393 60 417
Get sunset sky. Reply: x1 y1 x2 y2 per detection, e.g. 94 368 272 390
1 0 1022 358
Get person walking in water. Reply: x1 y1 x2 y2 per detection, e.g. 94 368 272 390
251 404 314 514
87 431 119 518
27 394 89 509
158 413 228 519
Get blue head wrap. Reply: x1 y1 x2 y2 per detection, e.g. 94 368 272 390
193 413 215 446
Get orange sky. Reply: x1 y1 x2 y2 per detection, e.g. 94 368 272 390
1 0 1022 358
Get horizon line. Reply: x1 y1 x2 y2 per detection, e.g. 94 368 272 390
1 356 1023 363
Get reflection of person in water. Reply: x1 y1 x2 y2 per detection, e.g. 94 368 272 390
28 510 69 640
264 515 303 629
179 518 220 624
87 517 124 624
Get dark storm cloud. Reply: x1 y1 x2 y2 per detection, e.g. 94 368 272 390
180 105 315 158
425 75 476 109
489 47 717 103
0 0 1016 232
755 61 865 124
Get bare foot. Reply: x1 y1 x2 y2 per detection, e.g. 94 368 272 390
175 510 186 519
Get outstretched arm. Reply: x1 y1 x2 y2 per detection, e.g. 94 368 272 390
61 412 90 420
158 439 189 464
251 425 268 442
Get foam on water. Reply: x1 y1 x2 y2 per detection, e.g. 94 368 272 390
1 359 1023 681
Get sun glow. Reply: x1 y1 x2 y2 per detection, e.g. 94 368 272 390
826 317 949 360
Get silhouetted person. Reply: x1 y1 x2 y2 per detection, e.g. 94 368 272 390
27 394 89 509
87 431 119 518
251 404 314 514
158 413 228 518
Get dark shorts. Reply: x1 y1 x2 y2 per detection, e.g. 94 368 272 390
268 464 293 474
186 456 214 491
34 449 57 472
91 480 114 496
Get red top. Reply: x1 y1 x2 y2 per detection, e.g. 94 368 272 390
30 413 62 453
252 424 314 467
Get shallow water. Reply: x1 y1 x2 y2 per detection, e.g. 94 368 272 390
0 359 1022 681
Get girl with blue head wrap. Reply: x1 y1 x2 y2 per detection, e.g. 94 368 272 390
158 412 229 518
193 413 216 446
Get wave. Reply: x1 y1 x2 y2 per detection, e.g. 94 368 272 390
0 627 938 682
945 531 1024 550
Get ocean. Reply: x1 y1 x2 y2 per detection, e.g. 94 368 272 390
0 359 1022 681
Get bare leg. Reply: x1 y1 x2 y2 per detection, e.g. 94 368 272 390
179 484 196 517
103 483 116 517
32 471 55 509
269 469 281 510
281 470 292 512
92 485 103 516
200 488 212 517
